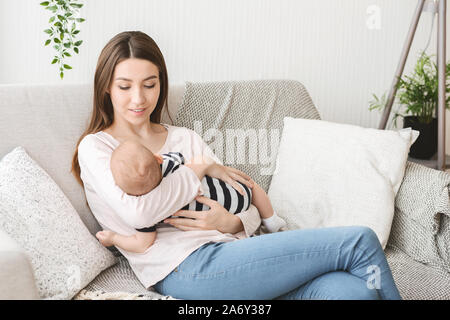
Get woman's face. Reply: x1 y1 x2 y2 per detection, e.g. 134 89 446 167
108 58 161 127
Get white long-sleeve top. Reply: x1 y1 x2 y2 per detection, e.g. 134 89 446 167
78 124 262 288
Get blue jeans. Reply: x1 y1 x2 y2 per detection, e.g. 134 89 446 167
153 226 402 300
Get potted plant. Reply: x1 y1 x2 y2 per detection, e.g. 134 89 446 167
369 52 450 159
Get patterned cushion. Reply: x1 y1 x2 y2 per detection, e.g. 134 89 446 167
0 147 117 299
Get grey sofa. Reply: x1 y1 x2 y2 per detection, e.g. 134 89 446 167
0 81 449 300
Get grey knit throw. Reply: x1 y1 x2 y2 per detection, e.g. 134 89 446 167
388 161 450 273
174 80 321 193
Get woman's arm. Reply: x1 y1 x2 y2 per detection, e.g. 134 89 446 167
164 197 262 237
78 135 204 229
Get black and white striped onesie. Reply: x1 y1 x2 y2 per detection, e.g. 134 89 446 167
136 152 252 232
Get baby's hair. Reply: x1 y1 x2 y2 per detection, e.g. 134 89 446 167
110 140 162 196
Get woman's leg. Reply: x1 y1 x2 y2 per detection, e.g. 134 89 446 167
275 271 381 300
153 226 401 300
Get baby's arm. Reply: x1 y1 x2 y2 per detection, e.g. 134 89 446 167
251 181 287 233
250 182 275 219
96 230 157 253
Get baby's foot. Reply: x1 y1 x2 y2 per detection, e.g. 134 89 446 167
96 230 116 247
262 213 287 233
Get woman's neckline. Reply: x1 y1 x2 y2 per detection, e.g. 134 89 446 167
99 123 171 154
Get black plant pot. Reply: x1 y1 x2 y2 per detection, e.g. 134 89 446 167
403 116 438 160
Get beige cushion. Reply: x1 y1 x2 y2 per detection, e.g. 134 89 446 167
268 117 418 249
0 83 185 235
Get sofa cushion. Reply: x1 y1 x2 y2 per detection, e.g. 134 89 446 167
0 229 40 299
268 117 418 249
0 146 117 299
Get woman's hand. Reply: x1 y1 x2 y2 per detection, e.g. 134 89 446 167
164 196 244 234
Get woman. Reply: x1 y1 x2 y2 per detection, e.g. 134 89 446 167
72 31 402 300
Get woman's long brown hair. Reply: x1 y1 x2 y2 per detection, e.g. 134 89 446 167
71 31 170 186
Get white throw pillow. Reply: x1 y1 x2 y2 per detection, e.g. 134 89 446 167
268 117 418 249
0 147 117 299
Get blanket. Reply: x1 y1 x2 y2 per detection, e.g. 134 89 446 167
388 161 450 273
174 80 321 193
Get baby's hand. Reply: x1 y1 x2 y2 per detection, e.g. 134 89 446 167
96 230 116 247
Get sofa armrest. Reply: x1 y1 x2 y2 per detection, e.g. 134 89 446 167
0 229 40 299
388 161 450 271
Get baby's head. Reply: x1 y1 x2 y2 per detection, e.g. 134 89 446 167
110 140 164 196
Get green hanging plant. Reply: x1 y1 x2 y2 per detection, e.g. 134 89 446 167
40 0 85 79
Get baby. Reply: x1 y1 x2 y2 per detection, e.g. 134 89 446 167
96 140 286 253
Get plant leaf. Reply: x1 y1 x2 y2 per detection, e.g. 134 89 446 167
42 0 86 79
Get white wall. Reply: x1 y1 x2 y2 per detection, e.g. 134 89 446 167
1 0 449 149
